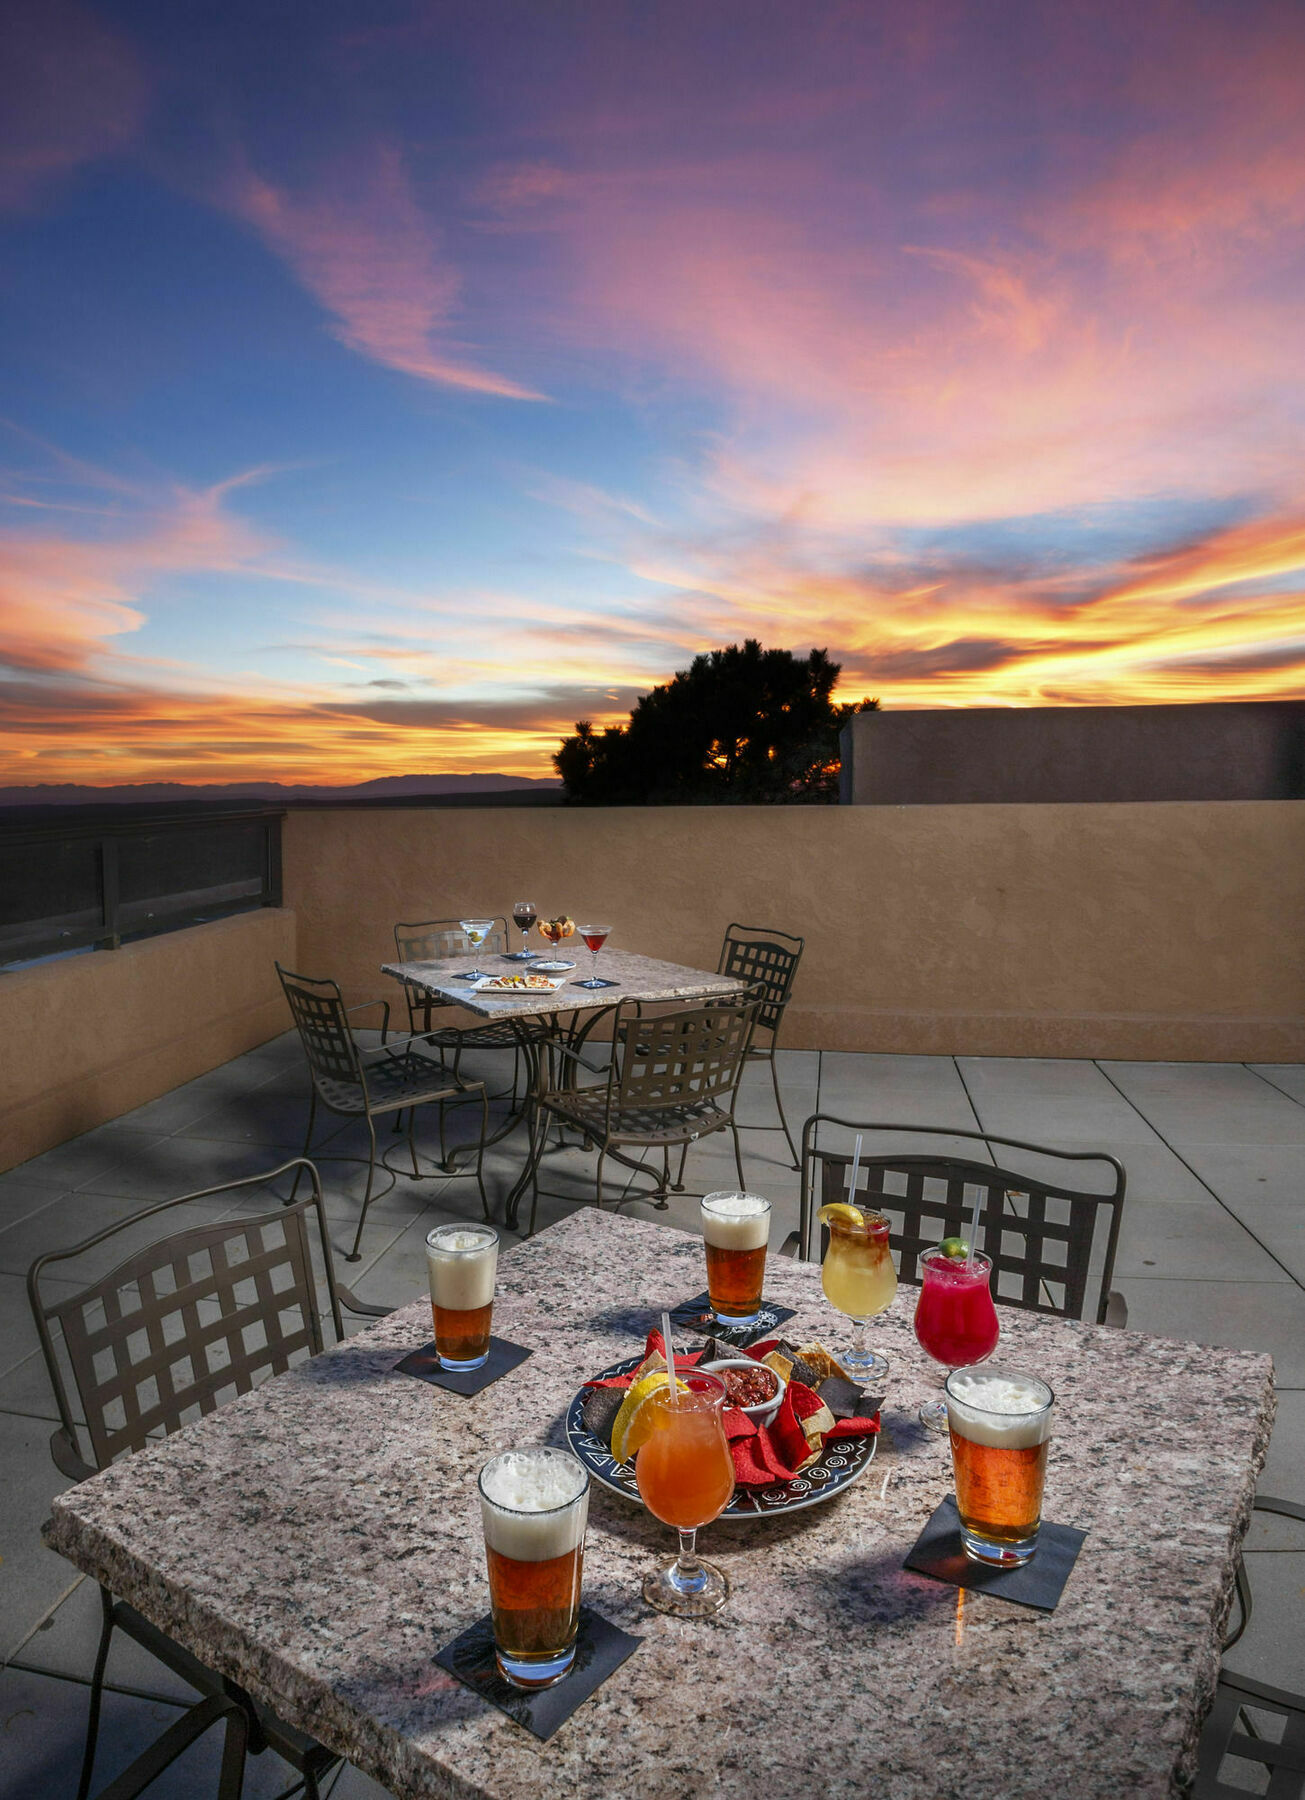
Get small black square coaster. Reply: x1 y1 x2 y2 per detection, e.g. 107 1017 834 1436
434 1605 641 1741
904 1493 1086 1612
393 1336 531 1395
668 1290 796 1346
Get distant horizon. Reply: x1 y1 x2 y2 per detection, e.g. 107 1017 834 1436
4 1 1304 787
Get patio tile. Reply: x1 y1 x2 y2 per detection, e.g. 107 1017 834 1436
1101 1061 1305 1145
1212 1199 1305 1285
958 1057 1113 1098
1248 1390 1305 1550
12 1130 285 1201
0 1410 81 1663
110 1063 288 1137
1114 1199 1292 1282
1170 1140 1305 1209
1098 1143 1217 1206
1248 1064 1305 1107
1111 1277 1305 1385
1220 1550 1305 1691
0 1180 71 1235
11 1575 196 1701
0 1663 304 1799
815 1053 979 1127
0 1189 235 1284
171 1090 317 1149
963 1089 1170 1147
0 1270 82 1381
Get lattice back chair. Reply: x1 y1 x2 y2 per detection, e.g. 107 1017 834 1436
527 988 765 1235
278 962 489 1261
718 923 805 1168
392 918 540 1113
27 1160 346 1800
797 1116 1128 1326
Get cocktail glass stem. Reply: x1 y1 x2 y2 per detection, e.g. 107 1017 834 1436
844 1316 889 1382
671 1529 706 1596
590 943 600 982
919 1366 949 1434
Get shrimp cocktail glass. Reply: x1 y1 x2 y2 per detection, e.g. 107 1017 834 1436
819 1201 897 1381
945 1367 1055 1566
425 1223 498 1371
913 1242 1000 1433
479 1448 589 1688
701 1191 771 1326
634 1370 735 1617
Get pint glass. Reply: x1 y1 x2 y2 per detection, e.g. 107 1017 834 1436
425 1223 498 1371
700 1192 771 1325
478 1448 590 1688
944 1367 1055 1566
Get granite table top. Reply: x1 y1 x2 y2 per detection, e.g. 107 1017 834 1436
381 947 742 1023
44 1209 1274 1800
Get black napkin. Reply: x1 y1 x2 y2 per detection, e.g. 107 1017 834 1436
393 1336 531 1395
668 1291 795 1346
434 1606 642 1741
904 1493 1086 1612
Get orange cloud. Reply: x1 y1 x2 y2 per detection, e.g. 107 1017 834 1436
231 148 546 401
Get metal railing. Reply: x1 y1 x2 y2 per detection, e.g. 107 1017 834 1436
0 803 284 966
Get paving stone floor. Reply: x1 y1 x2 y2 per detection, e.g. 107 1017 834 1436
1 1034 1301 1796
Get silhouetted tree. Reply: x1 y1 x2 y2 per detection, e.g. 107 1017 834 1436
554 640 878 804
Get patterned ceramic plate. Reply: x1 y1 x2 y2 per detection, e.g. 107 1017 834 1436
564 1354 877 1519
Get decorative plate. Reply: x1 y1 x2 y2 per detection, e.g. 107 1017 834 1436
564 1354 877 1519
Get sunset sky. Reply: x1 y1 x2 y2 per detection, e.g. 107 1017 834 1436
3 0 1305 786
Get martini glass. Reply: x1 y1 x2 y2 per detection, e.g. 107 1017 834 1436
459 918 495 980
576 924 611 989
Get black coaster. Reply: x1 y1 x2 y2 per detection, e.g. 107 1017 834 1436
435 1605 641 1741
904 1493 1086 1612
393 1336 531 1395
571 977 620 989
668 1291 796 1347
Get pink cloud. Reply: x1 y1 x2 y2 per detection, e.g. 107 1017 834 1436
232 147 546 401
0 0 146 211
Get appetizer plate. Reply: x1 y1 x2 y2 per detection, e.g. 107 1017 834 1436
530 960 576 972
472 974 569 995
565 1354 877 1519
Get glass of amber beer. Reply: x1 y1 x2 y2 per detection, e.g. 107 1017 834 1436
478 1447 589 1688
700 1192 771 1325
944 1367 1055 1566
425 1223 498 1371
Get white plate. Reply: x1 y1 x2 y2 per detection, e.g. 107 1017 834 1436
471 974 568 995
529 960 576 972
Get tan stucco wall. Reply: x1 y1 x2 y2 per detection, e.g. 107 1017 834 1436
283 801 1305 1063
0 908 296 1173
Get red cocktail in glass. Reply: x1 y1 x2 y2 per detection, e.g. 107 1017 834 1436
913 1246 999 1433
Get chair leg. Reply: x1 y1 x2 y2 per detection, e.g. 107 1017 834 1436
767 1049 800 1170
407 1106 421 1178
593 1148 607 1211
672 1142 689 1192
346 1116 380 1263
76 1585 116 1800
216 1701 248 1800
289 1091 318 1202
476 1088 490 1219
731 1119 746 1189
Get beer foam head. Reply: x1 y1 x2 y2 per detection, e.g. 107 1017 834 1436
479 1449 589 1561
701 1191 771 1251
426 1224 497 1310
945 1368 1054 1450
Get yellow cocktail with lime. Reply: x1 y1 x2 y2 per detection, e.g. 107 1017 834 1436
820 1203 897 1379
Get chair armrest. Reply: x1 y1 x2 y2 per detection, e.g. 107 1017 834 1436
1103 1289 1128 1330
50 1425 97 1484
547 1039 611 1080
336 1284 394 1320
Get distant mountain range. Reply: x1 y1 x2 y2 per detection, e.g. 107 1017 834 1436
0 773 562 807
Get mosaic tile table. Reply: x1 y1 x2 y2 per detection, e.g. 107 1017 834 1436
44 1208 1273 1800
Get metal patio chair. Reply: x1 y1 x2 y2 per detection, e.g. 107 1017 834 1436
792 1115 1128 1326
1196 1494 1305 1796
277 962 489 1261
393 917 547 1105
26 1161 350 1800
526 988 764 1235
718 922 805 1168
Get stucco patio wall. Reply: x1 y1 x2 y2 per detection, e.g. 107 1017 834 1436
283 799 1305 1064
0 907 295 1173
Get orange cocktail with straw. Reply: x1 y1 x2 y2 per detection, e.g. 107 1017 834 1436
635 1365 734 1618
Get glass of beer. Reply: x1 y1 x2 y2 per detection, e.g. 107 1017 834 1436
425 1223 498 1371
700 1191 771 1326
478 1447 589 1689
944 1366 1055 1566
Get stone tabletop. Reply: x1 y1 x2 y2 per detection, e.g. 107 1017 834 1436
44 1210 1273 1800
381 947 742 1022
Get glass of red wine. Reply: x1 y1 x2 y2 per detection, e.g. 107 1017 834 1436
576 923 612 989
507 900 538 960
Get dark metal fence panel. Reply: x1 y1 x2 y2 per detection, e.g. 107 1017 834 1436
0 806 284 965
